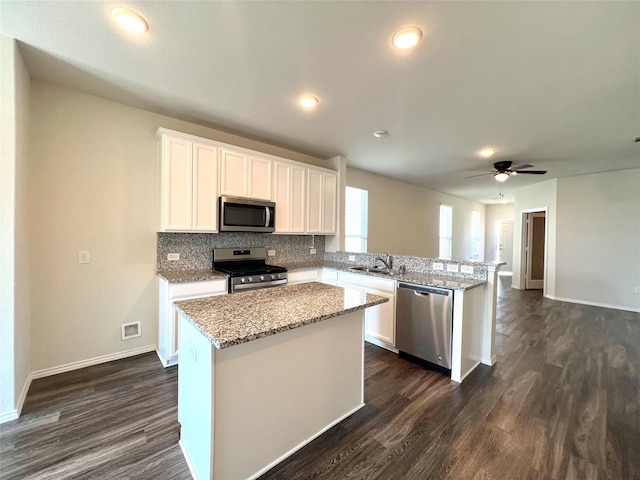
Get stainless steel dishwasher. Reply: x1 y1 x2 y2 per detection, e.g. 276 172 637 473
396 282 454 371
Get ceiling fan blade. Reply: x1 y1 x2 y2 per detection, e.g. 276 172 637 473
512 163 533 170
514 170 547 174
464 172 494 178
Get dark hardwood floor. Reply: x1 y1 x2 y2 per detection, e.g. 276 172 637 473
1 276 639 479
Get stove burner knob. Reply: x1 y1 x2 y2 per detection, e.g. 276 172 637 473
240 278 246 283
260 275 265 281
271 274 276 280
248 277 253 282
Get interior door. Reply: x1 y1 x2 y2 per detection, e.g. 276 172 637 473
497 220 513 271
525 212 545 289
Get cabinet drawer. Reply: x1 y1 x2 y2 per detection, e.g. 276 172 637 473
337 271 396 294
169 279 228 298
288 269 319 284
321 268 339 285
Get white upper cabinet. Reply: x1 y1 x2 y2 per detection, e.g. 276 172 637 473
157 128 337 235
219 149 247 198
157 131 218 232
220 149 273 201
274 161 306 234
307 168 337 234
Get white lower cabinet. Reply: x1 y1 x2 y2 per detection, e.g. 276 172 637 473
325 269 397 351
157 277 227 367
287 269 320 285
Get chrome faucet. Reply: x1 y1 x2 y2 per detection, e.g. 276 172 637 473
375 254 392 270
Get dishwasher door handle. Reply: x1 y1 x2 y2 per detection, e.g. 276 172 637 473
414 291 430 297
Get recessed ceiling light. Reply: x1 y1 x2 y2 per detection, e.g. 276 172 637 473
297 95 319 109
480 148 496 158
494 172 509 182
112 8 148 33
373 130 389 138
392 26 422 49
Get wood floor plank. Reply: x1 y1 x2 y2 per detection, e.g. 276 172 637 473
1 275 639 479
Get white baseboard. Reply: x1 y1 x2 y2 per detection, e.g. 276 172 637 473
0 372 33 424
247 403 366 480
179 439 199 480
0 410 19 424
364 335 399 354
30 345 157 380
545 295 640 313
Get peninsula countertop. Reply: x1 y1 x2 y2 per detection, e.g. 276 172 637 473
157 261 486 291
174 281 388 349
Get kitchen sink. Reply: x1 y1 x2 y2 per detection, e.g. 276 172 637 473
350 266 393 275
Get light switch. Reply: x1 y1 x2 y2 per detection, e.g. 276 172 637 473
348 255 356 262
78 251 90 264
432 262 444 271
461 265 474 274
447 264 459 273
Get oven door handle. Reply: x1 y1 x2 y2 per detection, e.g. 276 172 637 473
265 206 271 227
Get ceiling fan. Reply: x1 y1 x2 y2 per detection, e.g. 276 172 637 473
466 160 547 182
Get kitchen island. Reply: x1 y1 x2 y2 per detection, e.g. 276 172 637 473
174 282 387 480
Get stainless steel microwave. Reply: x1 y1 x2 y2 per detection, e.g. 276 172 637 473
219 196 275 233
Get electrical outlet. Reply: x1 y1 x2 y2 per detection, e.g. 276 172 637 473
461 265 474 274
267 249 276 256
447 264 459 273
432 262 444 271
635 286 640 294
310 248 317 255
348 255 356 262
167 253 180 261
78 251 90 264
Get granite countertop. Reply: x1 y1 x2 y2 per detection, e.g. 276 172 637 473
174 282 388 349
159 261 486 291
284 261 485 291
157 269 228 283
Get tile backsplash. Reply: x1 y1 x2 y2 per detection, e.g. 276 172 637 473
157 233 326 271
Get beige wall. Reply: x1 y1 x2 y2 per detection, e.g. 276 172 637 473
28 81 328 371
512 179 557 294
484 203 514 264
555 169 640 310
346 167 486 259
0 36 31 417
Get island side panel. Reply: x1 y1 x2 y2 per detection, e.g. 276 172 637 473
482 265 499 365
178 314 215 480
213 310 365 480
451 287 484 383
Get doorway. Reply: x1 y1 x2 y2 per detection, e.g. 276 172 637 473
522 211 546 290
497 220 513 272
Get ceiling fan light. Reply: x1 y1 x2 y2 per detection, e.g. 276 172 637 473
494 172 509 182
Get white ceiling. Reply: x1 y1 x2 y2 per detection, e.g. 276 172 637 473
2 1 639 204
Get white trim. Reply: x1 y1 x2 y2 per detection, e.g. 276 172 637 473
30 345 156 380
246 403 366 480
452 359 481 383
518 207 549 295
179 439 199 480
0 410 18 424
545 295 640 313
364 336 399 354
0 373 34 424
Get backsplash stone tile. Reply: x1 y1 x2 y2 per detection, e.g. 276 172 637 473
157 233 325 271
324 251 490 281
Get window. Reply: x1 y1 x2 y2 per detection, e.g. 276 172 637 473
470 209 481 260
439 204 453 259
345 186 368 253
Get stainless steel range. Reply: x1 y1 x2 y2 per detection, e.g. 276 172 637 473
213 247 288 293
